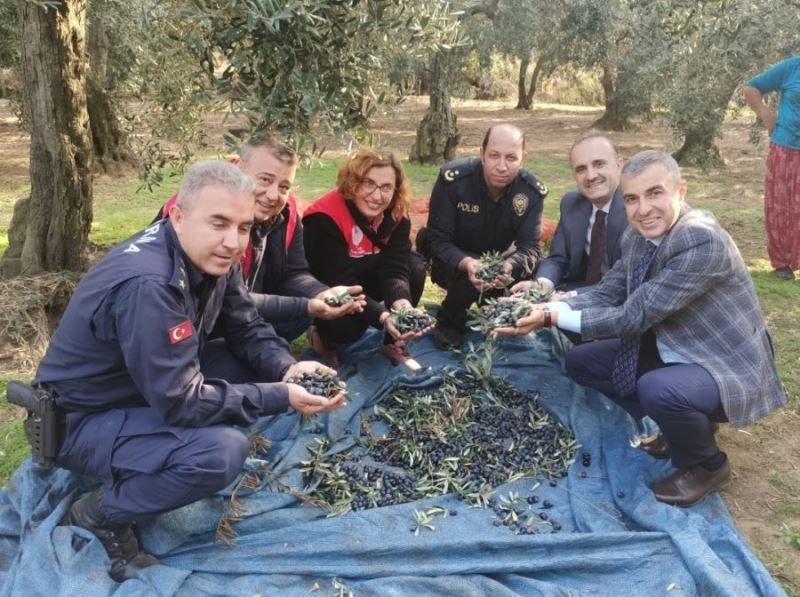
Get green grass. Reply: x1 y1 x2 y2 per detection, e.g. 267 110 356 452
0 418 29 483
0 378 30 485
91 173 182 246
0 179 29 255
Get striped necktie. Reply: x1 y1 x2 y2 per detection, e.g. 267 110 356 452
610 241 658 397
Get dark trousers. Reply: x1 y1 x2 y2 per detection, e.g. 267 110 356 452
261 309 311 343
565 339 727 469
59 343 254 525
431 257 502 330
317 252 427 344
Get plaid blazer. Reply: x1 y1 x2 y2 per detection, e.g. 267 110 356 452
567 205 786 427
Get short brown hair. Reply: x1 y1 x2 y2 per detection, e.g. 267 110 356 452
336 149 412 220
239 135 299 167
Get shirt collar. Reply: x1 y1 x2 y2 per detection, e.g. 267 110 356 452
254 211 285 239
591 201 612 218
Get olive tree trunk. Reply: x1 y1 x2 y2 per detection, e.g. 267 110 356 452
592 66 634 131
515 57 544 111
672 129 723 168
1 0 93 277
86 13 129 171
672 82 738 169
409 52 460 165
408 0 499 164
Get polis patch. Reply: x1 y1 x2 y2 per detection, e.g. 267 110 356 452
512 193 529 217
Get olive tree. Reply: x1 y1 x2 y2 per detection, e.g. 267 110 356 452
490 0 567 111
659 0 800 167
2 0 93 276
181 0 450 153
558 0 669 131
409 0 499 165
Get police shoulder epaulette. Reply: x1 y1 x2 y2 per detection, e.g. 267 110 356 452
440 158 474 183
519 170 549 197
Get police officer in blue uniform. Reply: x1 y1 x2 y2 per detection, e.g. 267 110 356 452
34 161 346 583
421 124 548 349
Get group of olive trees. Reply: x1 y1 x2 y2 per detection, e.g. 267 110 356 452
488 0 799 166
2 0 799 274
1 0 457 275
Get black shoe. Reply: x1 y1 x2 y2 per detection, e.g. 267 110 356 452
773 267 795 280
432 322 465 351
61 490 158 583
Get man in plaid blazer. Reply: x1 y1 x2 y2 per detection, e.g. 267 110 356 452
499 150 786 506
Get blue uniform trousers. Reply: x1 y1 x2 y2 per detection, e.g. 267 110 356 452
58 344 255 525
565 339 727 469
431 256 504 330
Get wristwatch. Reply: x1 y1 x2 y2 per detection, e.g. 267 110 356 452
542 306 552 328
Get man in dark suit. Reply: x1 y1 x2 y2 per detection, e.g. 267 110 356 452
536 131 627 294
499 150 786 507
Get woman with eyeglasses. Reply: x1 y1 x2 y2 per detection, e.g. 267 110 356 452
303 149 430 365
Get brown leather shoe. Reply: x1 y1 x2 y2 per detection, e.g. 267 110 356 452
652 458 731 507
638 433 670 459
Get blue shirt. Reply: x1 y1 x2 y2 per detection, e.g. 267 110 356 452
35 220 296 427
747 56 800 150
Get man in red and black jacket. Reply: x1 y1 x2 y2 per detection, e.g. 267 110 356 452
155 136 363 341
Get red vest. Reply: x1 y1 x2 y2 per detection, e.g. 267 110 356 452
303 190 395 258
160 194 298 280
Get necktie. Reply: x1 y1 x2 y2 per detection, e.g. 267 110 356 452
611 241 658 397
585 210 607 285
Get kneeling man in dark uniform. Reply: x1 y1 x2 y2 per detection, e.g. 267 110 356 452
499 150 785 506
421 123 548 349
34 161 346 582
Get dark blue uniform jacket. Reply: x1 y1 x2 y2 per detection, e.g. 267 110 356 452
35 220 296 429
426 157 547 279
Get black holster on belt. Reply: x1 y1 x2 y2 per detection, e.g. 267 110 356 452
6 381 65 468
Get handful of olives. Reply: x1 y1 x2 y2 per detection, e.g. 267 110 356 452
474 251 508 285
390 307 436 334
513 283 553 303
323 290 355 307
286 371 346 398
470 298 534 330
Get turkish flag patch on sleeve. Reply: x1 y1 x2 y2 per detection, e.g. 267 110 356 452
168 320 193 345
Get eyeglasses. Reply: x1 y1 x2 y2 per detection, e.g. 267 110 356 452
359 178 395 196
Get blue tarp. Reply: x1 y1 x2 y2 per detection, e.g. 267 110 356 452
0 329 785 596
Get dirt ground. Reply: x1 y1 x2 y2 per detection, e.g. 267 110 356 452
1 96 799 591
